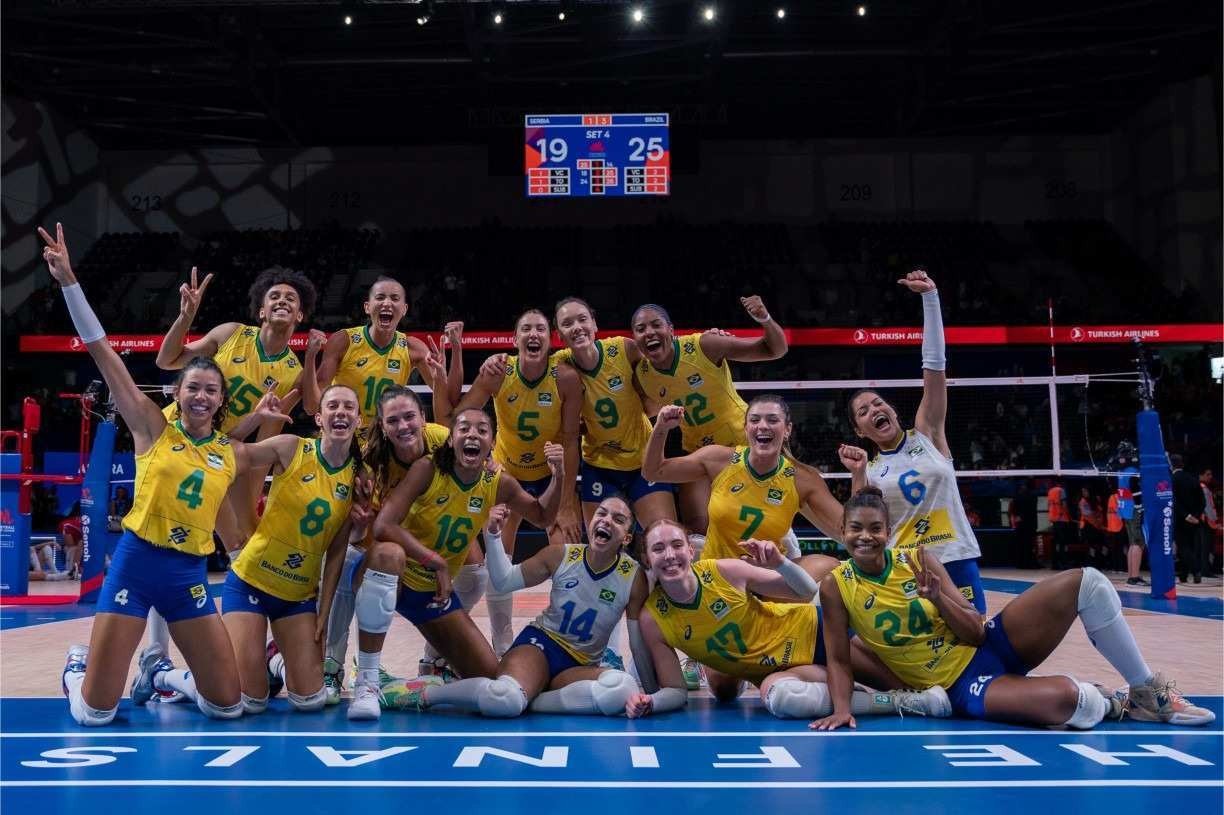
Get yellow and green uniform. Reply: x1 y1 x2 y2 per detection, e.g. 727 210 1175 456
646 560 817 685
123 419 237 555
703 448 800 561
492 354 565 481
214 325 301 434
399 464 502 592
330 325 415 433
363 422 450 546
833 549 975 690
635 332 747 452
555 337 651 471
231 438 355 601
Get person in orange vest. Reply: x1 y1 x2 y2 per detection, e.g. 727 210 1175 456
1106 490 1127 573
1047 482 1073 569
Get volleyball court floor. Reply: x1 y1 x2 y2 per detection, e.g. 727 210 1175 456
3 570 1221 814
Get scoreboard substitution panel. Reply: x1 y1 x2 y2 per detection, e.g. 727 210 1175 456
525 113 670 197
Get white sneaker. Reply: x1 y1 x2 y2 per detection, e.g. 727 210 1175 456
347 679 383 721
893 685 952 718
1129 672 1216 726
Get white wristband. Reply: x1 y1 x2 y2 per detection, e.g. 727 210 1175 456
752 311 772 324
61 283 106 344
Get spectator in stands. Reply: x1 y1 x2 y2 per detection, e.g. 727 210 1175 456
1078 487 1106 570
58 502 83 580
1199 468 1221 577
108 485 132 532
1171 454 1205 584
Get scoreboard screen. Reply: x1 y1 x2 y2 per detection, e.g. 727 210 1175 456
525 113 670 198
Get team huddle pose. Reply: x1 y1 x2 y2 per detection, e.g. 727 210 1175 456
39 221 1213 729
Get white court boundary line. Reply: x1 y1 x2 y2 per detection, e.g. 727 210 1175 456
3 779 1220 789
2 729 1221 738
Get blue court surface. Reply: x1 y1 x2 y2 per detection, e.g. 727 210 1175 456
2 697 1220 815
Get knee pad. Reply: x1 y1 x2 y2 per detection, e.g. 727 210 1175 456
68 692 118 727
1063 677 1108 729
591 670 639 716
197 695 244 720
356 569 399 635
779 529 802 560
764 678 832 719
288 686 328 713
477 675 529 718
454 563 489 609
1077 567 1122 634
241 693 269 715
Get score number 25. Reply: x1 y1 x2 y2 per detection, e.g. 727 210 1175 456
534 136 664 163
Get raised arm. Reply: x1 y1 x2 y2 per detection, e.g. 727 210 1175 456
641 404 731 483
304 329 349 415
443 322 465 406
698 295 788 364
904 271 950 457
810 577 856 731
795 461 845 542
434 357 501 427
155 267 235 370
495 442 566 528
718 553 815 603
39 223 166 451
232 433 298 477
482 504 564 593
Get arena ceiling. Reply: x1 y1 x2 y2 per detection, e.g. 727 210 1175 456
3 0 1220 148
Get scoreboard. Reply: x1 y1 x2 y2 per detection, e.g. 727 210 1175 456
525 113 670 197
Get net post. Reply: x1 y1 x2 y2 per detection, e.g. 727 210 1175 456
78 420 117 604
1048 379 1062 473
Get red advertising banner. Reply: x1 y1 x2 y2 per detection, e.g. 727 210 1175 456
18 323 1223 353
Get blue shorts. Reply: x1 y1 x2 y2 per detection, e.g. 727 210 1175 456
395 585 464 626
946 614 1030 718
511 624 584 679
221 571 317 621
579 461 675 504
944 557 987 613
96 531 216 623
518 476 552 498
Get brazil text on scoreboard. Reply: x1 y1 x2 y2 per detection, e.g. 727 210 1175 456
525 113 670 198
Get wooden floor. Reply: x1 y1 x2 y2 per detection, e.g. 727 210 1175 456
2 568 1221 697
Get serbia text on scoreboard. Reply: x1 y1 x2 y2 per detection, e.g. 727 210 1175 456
525 113 670 198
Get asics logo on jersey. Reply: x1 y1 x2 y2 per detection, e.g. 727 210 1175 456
232 356 247 364
864 595 875 609
168 527 189 545
302 474 316 482
561 579 580 589
284 553 305 570
658 387 666 398
507 393 519 403
683 625 692 640
356 358 369 368
171 444 186 452
436 495 449 505
878 466 889 477
730 483 746 493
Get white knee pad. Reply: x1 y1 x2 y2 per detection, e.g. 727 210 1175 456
68 692 118 727
356 569 399 635
764 678 832 718
591 669 639 716
197 695 244 720
454 563 489 610
241 693 269 715
477 674 529 718
288 686 328 713
1063 677 1108 729
1077 567 1122 634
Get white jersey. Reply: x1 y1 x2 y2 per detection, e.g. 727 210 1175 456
865 428 981 563
534 544 640 665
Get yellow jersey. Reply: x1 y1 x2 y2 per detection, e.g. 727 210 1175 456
399 464 502 592
215 325 301 434
123 419 237 556
231 437 355 601
635 332 747 453
646 561 818 685
330 325 415 433
703 448 800 561
833 549 975 690
363 422 450 547
492 354 565 482
555 337 652 471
